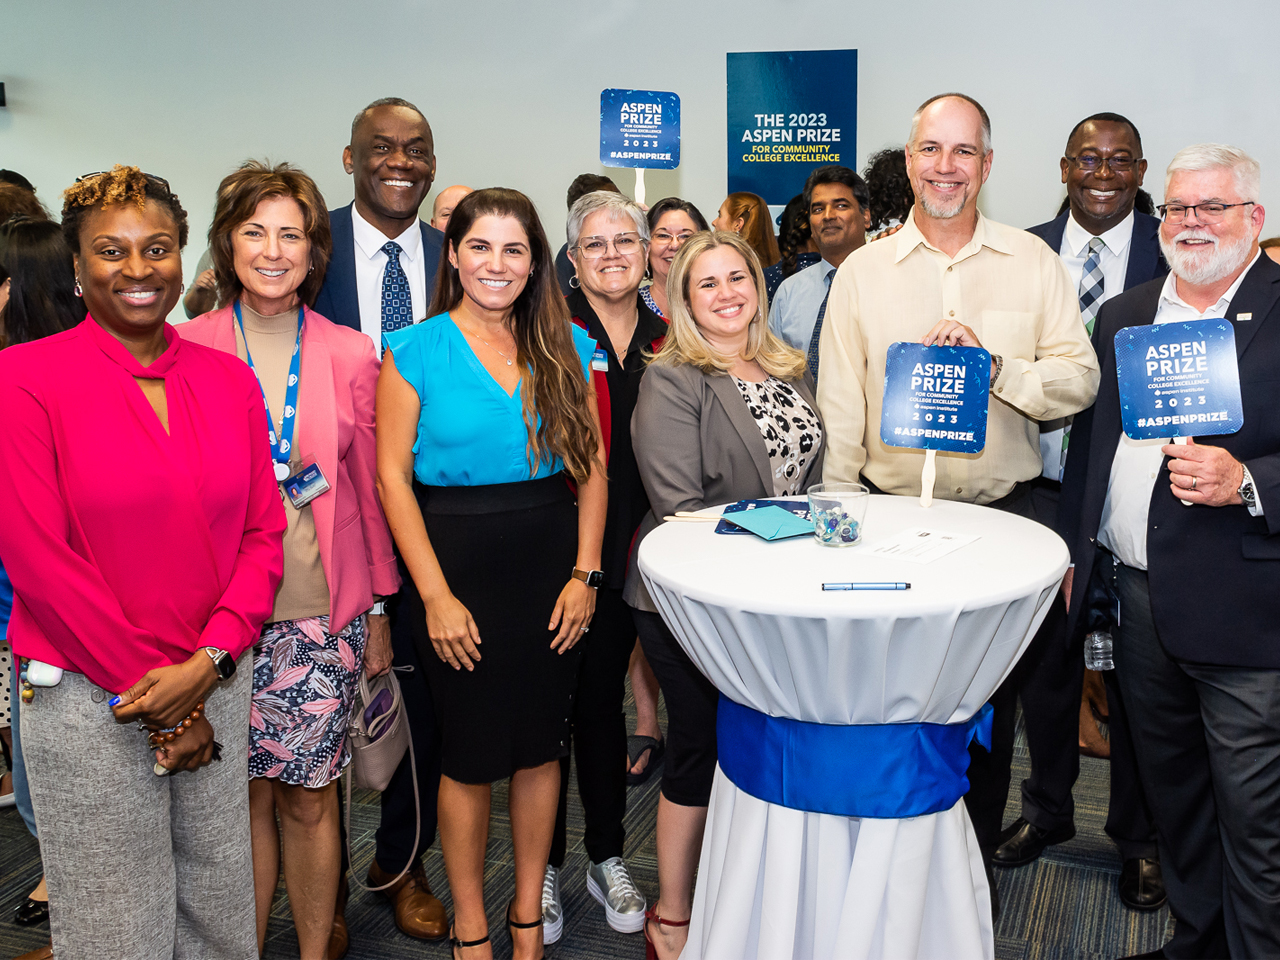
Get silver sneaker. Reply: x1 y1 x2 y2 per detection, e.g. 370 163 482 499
586 857 646 933
542 863 564 944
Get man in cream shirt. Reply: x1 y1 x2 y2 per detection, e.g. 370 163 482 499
816 92 1100 898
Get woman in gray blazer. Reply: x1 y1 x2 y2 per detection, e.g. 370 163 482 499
625 230 824 960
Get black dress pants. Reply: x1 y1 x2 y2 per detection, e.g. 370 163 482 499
1113 563 1280 960
962 480 1157 864
550 586 634 867
633 608 719 808
374 571 443 871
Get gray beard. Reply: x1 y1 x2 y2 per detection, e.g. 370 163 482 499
918 192 966 220
1160 228 1254 286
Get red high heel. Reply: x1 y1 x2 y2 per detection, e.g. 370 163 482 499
643 907 691 960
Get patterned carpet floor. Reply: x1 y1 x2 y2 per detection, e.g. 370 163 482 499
0 693 1171 959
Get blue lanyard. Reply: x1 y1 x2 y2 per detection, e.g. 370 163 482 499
234 301 303 481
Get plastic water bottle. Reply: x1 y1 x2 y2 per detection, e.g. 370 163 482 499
1084 630 1114 671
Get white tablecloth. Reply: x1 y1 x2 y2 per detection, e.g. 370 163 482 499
638 495 1069 960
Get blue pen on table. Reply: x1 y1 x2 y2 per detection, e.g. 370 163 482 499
822 582 911 591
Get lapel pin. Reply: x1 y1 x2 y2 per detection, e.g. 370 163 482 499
1236 312 1253 321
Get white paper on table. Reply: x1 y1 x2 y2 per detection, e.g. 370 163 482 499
867 527 979 564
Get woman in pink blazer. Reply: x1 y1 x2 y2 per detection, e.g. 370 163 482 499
179 161 400 960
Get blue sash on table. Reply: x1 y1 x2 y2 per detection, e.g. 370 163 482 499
716 695 993 819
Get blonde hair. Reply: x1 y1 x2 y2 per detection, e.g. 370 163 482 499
650 230 808 380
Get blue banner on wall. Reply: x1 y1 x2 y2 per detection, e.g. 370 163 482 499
880 343 991 453
600 89 680 170
726 50 857 204
1115 319 1243 440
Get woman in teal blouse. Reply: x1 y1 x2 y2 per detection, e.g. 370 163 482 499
377 187 607 960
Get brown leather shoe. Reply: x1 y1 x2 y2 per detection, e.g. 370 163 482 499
367 858 448 941
15 940 53 960
327 874 350 960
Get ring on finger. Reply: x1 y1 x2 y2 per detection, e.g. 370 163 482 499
579 626 590 633
1191 476 1198 490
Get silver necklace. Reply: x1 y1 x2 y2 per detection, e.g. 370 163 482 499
463 326 515 366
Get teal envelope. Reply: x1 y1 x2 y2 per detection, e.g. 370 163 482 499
722 504 814 541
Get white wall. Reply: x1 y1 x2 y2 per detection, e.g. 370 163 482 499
3 0 1277 319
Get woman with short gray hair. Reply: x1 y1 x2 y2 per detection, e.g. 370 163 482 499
539 190 662 945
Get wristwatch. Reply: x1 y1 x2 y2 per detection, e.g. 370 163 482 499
203 647 236 681
369 601 388 616
571 567 605 589
1238 464 1258 511
989 354 1004 388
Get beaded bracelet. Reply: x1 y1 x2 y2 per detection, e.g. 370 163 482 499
147 701 205 748
18 658 34 704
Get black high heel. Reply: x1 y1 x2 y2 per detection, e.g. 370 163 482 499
506 900 544 958
14 896 50 926
449 923 491 959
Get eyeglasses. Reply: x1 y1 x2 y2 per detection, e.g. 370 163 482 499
1157 201 1256 224
651 230 695 246
1064 155 1139 172
575 233 645 259
77 171 171 191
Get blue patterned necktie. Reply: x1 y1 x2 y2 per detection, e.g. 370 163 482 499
805 268 837 381
380 241 413 337
1060 237 1107 478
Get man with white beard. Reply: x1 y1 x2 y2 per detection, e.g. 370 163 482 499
1058 143 1280 959
817 93 1100 908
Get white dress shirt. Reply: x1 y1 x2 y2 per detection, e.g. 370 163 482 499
1098 250 1262 570
1040 212 1136 479
351 206 427 347
769 258 837 351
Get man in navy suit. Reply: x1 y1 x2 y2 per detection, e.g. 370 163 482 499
314 97 444 338
987 115 1168 908
315 97 448 949
1060 143 1280 959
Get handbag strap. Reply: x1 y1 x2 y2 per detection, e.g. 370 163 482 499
344 685 421 894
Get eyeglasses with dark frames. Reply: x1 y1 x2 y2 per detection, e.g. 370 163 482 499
1064 155 1140 173
1157 201 1256 224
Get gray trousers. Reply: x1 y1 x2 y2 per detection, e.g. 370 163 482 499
22 658 256 960
1114 564 1280 960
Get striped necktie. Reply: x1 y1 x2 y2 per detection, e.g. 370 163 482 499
380 241 413 337
1060 237 1107 478
805 267 837 381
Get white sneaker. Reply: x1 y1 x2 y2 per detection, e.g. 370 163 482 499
586 857 646 934
542 863 564 944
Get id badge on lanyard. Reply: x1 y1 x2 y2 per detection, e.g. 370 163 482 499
235 302 304 484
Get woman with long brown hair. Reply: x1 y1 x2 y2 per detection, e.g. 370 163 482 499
711 191 780 269
376 187 607 960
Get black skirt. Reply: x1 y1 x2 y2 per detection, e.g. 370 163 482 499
404 474 583 784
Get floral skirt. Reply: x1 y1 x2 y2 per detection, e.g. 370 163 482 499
247 614 366 788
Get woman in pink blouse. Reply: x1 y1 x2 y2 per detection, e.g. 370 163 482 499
0 166 285 960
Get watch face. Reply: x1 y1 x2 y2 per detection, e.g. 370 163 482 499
587 570 605 588
208 649 236 680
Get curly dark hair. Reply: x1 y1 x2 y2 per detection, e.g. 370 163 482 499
775 193 812 280
863 148 914 232
60 165 189 255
